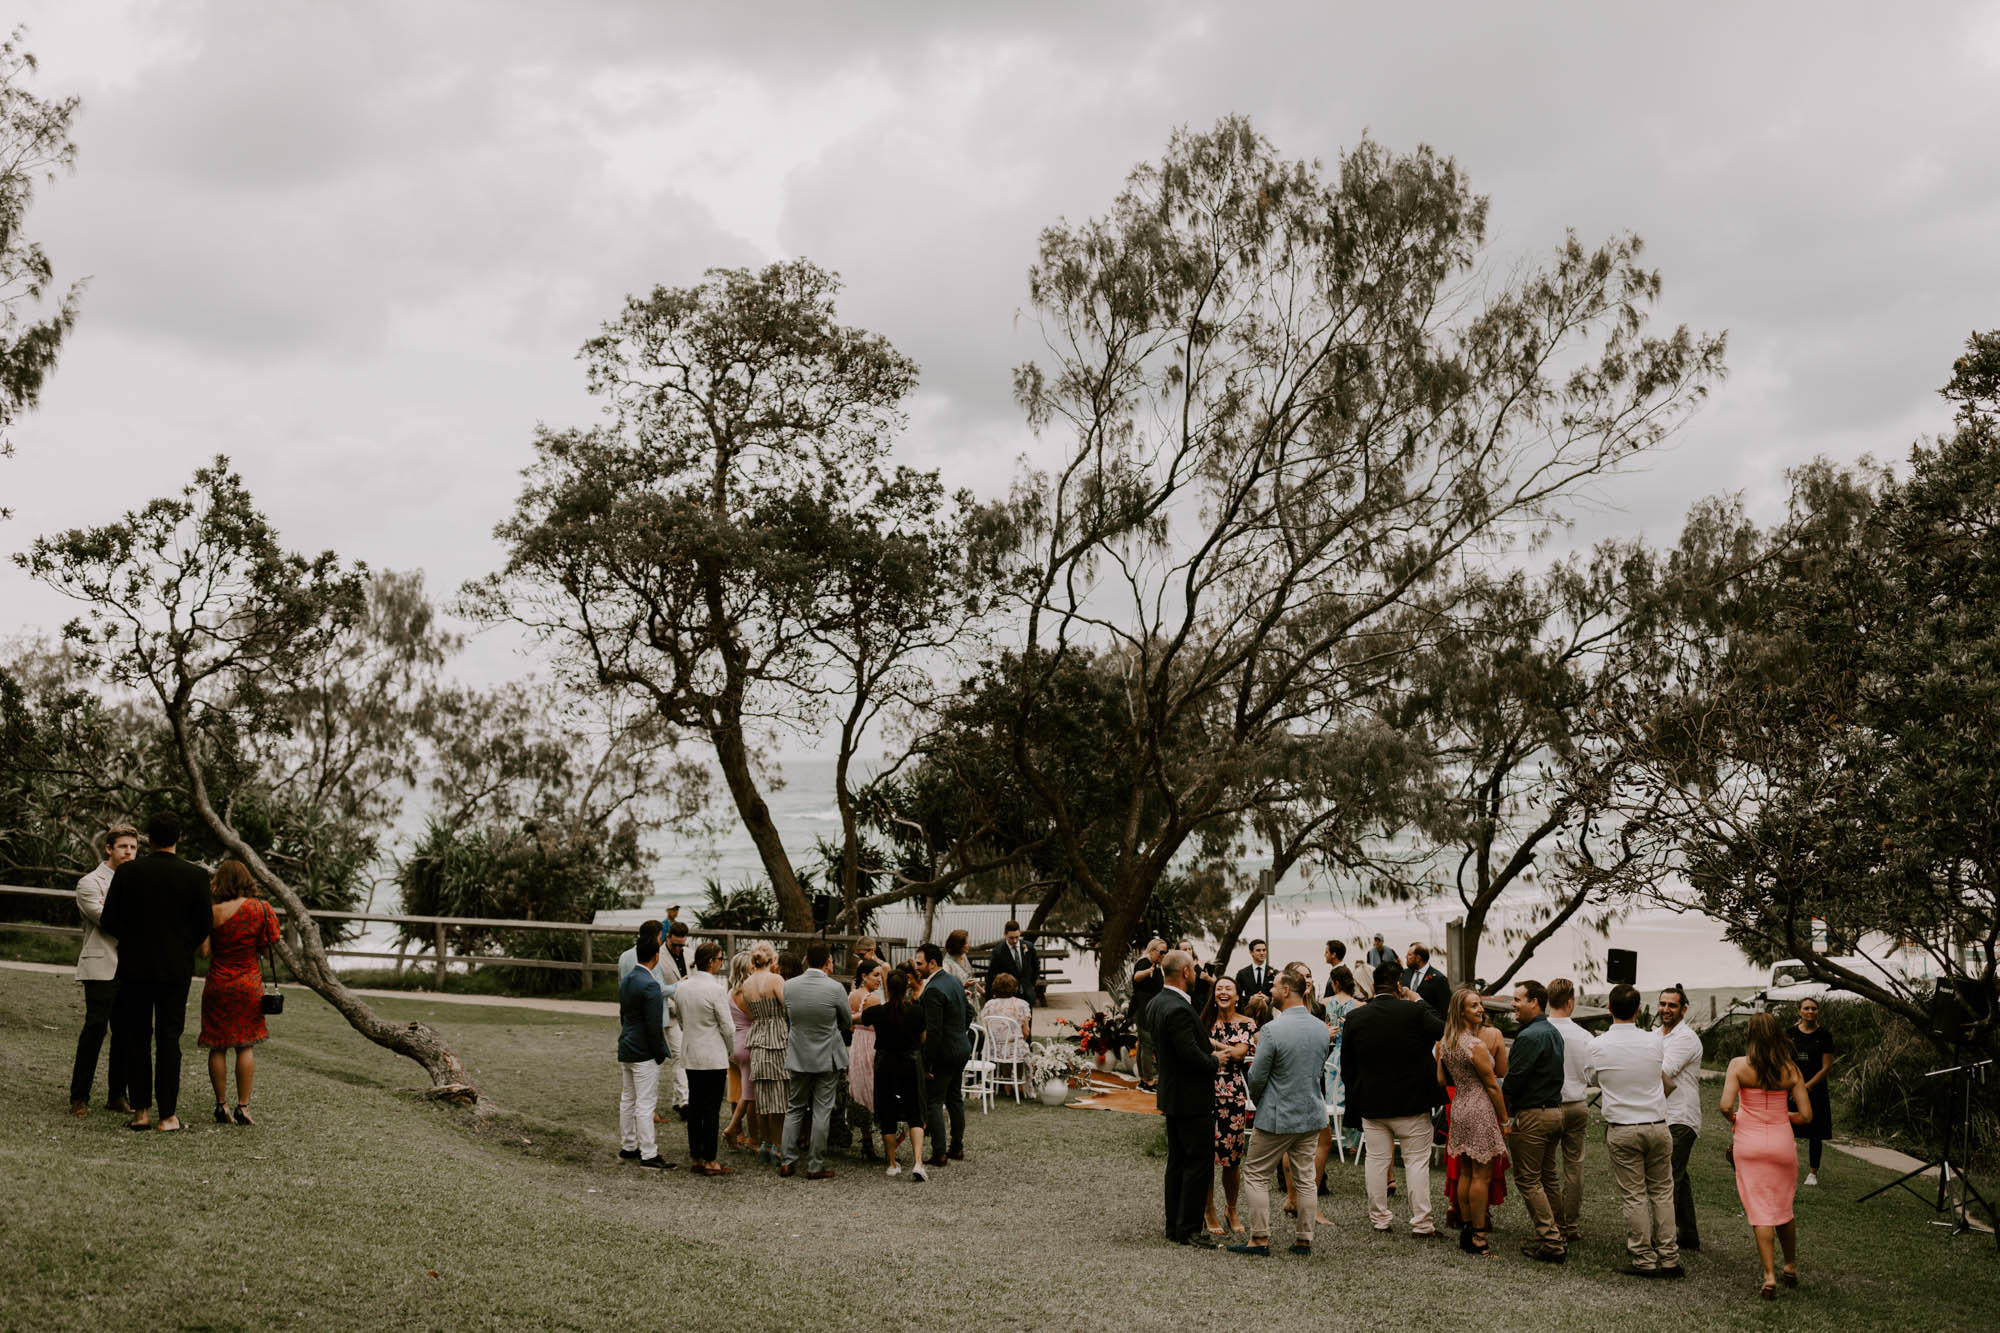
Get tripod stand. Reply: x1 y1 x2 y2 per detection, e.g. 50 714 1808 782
1857 1057 1997 1251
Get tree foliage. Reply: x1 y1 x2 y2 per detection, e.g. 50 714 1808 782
0 30 82 494
474 260 1004 933
983 117 1725 985
397 680 709 982
18 459 479 1099
1634 332 2000 1056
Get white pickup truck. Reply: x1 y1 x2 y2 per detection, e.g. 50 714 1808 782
1759 952 1940 1005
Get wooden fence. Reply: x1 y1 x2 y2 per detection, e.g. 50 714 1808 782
0 884 904 989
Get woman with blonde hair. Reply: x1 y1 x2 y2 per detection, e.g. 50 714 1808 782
740 943 789 1163
197 860 281 1126
1437 986 1509 1256
722 950 757 1148
1721 1012 1813 1299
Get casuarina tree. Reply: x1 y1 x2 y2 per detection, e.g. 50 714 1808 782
995 117 1726 988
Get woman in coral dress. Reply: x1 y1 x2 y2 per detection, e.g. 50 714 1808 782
198 861 281 1125
1721 1012 1814 1299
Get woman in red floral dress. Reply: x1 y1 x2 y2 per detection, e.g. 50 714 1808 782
199 861 281 1125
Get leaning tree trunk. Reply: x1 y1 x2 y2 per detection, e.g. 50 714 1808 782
170 714 480 1105
711 717 813 933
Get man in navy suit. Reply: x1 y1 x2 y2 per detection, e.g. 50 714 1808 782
1234 939 1276 1000
983 920 1040 1006
1146 949 1221 1245
917 942 973 1165
99 811 211 1133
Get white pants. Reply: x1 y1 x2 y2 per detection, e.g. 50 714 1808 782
620 1060 660 1159
1363 1113 1435 1233
664 1020 688 1108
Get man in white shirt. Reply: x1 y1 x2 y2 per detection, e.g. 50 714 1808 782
1547 978 1592 1244
70 824 140 1116
1584 984 1684 1278
1658 984 1704 1252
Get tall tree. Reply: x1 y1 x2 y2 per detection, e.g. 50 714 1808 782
1634 334 2000 1055
19 460 480 1101
1384 498 1761 989
0 30 82 503
999 118 1726 988
474 260 993 933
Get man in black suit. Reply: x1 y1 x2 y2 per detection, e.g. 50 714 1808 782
983 920 1039 1006
1145 949 1220 1246
1340 960 1447 1237
99 811 213 1133
916 942 974 1164
1404 942 1450 1017
1233 939 1275 1000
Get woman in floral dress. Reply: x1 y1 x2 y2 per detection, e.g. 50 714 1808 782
1203 977 1258 1235
198 860 281 1125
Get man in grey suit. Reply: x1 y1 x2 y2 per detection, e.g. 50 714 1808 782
917 941 973 1165
1230 970 1332 1257
780 941 851 1179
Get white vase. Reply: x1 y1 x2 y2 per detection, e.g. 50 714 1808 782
1038 1078 1069 1106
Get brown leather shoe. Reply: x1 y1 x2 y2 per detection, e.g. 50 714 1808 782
106 1098 133 1114
806 1169 836 1180
778 1162 796 1178
68 1100 89 1118
702 1162 736 1176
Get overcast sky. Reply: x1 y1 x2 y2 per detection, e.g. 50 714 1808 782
5 1 1998 701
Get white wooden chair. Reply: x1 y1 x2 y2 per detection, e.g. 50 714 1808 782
981 1013 1028 1104
961 1021 995 1113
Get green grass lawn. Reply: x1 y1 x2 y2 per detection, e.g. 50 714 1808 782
3 966 1993 1332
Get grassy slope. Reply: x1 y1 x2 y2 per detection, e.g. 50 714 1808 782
3 967 1993 1333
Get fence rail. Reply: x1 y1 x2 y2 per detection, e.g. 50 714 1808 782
0 884 903 990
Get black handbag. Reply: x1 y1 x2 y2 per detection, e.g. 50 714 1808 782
260 936 285 1015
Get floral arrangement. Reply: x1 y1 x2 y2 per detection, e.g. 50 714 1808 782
1027 1039 1088 1087
1059 1009 1137 1056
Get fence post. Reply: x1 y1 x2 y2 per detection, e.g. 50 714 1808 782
433 920 447 991
581 929 593 988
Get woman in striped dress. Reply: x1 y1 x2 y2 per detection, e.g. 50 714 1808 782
740 944 789 1164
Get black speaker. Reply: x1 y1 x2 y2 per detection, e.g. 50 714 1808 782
809 894 836 932
1606 948 1638 987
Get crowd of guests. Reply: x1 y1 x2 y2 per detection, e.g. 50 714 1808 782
615 922 1031 1183
66 813 282 1131
56 827 1836 1299
1137 940 1830 1300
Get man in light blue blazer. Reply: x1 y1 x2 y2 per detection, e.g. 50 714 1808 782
1231 970 1332 1257
780 941 851 1179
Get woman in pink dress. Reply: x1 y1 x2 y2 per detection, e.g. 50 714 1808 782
1720 1012 1814 1299
722 951 757 1150
849 959 886 1160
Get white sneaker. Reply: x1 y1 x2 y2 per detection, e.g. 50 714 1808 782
886 1163 901 1177
912 1163 928 1182
1805 1172 1818 1186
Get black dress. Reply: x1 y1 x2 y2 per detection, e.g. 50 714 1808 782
1789 1024 1836 1140
862 1002 929 1132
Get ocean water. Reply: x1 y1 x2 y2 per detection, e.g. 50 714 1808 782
368 751 1763 992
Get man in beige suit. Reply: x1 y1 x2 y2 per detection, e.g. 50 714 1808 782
69 824 139 1116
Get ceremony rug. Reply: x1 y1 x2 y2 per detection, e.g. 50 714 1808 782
1065 1071 1160 1116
